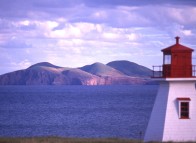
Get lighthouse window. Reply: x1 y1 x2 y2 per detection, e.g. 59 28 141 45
180 102 189 119
164 54 171 64
177 98 190 119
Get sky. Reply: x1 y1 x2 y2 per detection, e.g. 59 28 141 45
1 0 196 75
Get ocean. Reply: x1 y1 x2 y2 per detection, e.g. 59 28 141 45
0 85 158 139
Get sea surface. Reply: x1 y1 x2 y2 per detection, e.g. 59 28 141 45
0 85 158 139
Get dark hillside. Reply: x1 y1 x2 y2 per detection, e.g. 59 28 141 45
107 60 152 77
0 61 154 85
79 62 124 77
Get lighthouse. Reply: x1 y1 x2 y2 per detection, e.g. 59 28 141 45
144 37 196 142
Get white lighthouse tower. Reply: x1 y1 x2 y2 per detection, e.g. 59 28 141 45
144 37 196 142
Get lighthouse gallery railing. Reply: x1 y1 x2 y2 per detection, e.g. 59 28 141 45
152 65 196 78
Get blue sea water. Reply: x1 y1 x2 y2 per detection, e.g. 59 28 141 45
0 85 158 139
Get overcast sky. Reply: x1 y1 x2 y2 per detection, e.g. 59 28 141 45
1 0 196 75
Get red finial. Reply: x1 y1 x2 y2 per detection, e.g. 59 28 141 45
175 36 180 44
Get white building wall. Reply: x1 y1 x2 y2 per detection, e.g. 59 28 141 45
163 79 196 142
144 78 196 142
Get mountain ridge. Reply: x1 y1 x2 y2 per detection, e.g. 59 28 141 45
79 62 124 77
0 60 154 85
107 60 151 77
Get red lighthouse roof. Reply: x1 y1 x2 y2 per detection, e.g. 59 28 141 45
161 37 194 53
152 36 196 78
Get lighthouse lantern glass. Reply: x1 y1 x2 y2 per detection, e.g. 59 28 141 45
164 54 171 64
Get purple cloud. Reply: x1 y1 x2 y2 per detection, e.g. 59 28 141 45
0 0 196 75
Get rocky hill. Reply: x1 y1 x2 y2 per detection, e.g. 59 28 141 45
79 62 124 77
0 60 154 85
107 60 152 77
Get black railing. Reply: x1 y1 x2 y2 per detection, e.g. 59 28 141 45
152 65 196 78
152 66 163 78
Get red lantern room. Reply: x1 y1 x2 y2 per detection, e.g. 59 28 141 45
153 37 195 78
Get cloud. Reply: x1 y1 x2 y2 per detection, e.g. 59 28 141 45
0 0 196 75
0 0 196 21
82 0 196 7
165 6 196 26
1 38 32 49
11 59 32 69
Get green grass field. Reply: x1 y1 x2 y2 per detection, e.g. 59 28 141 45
0 137 195 143
0 137 142 143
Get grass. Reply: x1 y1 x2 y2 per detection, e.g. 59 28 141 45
0 137 196 143
0 137 141 143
